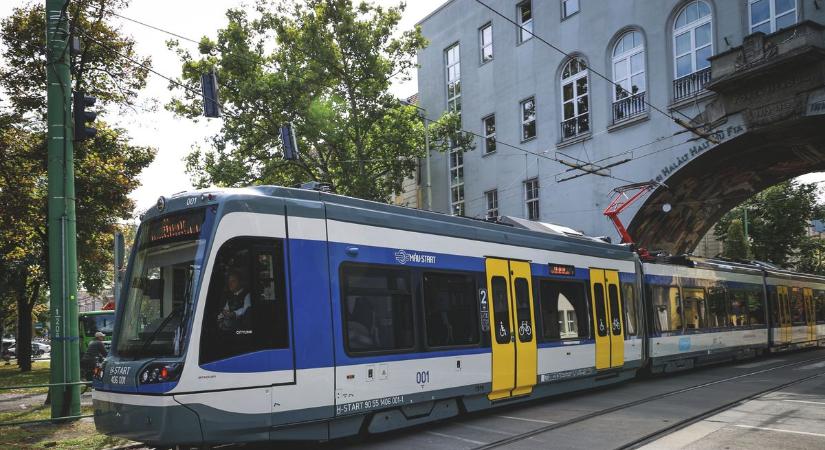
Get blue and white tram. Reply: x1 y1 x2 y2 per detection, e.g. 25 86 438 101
643 257 769 373
94 186 644 446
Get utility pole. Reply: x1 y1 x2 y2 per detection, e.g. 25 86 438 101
46 0 81 419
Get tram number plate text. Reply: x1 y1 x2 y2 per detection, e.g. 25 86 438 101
336 395 406 415
109 366 131 385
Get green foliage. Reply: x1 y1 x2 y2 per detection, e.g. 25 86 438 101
714 181 821 270
0 1 155 369
721 219 750 260
170 0 474 202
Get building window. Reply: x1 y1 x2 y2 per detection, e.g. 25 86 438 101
449 147 464 216
480 23 493 63
612 31 646 123
517 1 533 43
525 178 539 220
445 43 461 114
485 189 498 220
483 114 496 154
560 58 589 139
341 264 414 354
750 0 796 34
672 1 713 101
521 97 536 141
562 0 579 18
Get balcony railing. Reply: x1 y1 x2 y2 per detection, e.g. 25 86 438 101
673 68 711 101
612 92 647 123
561 113 590 140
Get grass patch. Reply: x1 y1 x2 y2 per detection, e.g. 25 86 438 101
0 361 51 395
0 417 134 449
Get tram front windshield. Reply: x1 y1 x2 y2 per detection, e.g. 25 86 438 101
115 209 208 358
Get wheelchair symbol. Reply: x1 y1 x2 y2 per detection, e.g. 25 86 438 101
599 319 606 333
518 321 532 336
498 322 507 337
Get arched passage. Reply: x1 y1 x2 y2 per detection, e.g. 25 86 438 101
629 22 825 254
629 117 825 254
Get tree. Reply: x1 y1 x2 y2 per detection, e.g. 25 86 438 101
0 1 154 371
714 181 820 269
722 218 750 260
169 0 474 202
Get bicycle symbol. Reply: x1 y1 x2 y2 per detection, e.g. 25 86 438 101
498 322 507 337
518 320 532 336
612 318 621 331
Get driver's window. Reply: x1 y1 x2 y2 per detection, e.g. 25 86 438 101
199 237 289 365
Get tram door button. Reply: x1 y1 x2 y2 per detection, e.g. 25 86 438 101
366 365 374 382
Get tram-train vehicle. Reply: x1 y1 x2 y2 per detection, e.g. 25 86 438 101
93 186 825 446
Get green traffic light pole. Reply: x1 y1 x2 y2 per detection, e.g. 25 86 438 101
46 0 81 419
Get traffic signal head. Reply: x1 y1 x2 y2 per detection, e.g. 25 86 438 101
73 91 97 141
280 123 299 161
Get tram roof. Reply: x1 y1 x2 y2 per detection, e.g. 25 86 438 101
142 185 637 262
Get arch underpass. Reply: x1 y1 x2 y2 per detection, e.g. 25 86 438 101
628 23 825 254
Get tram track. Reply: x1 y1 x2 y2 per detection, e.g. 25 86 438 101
617 369 825 449
471 353 825 450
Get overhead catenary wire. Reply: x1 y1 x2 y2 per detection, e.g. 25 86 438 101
85 6 735 188
72 14 651 187
77 6 744 195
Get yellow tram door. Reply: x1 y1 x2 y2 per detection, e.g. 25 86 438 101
778 286 792 344
590 269 625 370
485 258 537 401
804 288 816 342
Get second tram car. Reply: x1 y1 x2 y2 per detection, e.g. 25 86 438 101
92 186 824 446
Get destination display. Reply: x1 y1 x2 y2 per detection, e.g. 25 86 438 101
146 209 205 246
549 263 576 276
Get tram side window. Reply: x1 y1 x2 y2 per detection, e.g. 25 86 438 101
682 288 707 330
745 289 765 326
728 289 751 327
650 286 682 333
816 290 825 323
342 265 414 354
422 272 480 348
707 286 729 328
621 283 637 336
538 280 589 340
791 288 805 325
200 238 289 365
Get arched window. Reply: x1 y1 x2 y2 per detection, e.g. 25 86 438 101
560 58 590 140
612 31 646 122
673 1 713 100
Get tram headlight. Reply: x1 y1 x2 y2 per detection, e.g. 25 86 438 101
139 363 183 384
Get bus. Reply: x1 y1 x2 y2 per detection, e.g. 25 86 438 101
79 310 115 354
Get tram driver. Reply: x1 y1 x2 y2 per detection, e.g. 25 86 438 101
217 270 252 332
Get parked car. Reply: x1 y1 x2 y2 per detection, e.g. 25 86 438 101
7 343 46 357
33 342 51 354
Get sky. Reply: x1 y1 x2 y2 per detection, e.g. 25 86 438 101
0 0 446 214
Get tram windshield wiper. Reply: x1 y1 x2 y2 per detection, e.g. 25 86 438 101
136 307 182 357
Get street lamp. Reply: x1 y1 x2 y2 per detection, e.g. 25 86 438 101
400 99 432 211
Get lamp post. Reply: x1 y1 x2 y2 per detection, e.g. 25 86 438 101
401 100 432 211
